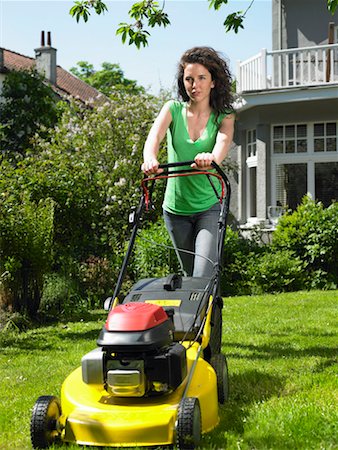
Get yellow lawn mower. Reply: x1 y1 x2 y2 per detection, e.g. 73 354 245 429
30 160 231 449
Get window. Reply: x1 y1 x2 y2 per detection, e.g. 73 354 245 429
247 129 256 158
246 129 257 219
249 167 257 217
315 162 338 207
276 163 307 210
314 122 337 152
273 124 307 154
272 121 338 211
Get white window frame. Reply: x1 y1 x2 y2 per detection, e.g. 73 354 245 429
246 129 258 220
271 121 338 207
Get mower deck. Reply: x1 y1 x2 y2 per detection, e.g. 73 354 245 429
60 343 219 447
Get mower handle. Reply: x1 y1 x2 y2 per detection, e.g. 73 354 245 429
157 160 231 198
109 160 231 309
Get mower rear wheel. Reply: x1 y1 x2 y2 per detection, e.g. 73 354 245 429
30 395 62 449
210 353 229 404
209 298 223 356
176 397 201 449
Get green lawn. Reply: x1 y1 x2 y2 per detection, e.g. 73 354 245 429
0 290 337 449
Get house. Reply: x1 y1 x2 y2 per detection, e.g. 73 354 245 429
0 31 104 105
232 0 338 228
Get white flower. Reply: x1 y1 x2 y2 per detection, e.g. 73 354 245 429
114 178 126 187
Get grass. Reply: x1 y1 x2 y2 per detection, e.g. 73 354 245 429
0 290 337 450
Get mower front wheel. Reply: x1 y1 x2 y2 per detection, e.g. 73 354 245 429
30 395 62 449
210 353 229 404
176 397 201 449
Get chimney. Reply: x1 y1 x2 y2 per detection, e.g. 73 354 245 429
34 31 57 84
0 48 4 71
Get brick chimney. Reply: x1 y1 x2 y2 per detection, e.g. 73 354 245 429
0 47 4 71
34 31 57 84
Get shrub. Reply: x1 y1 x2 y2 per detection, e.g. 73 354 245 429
221 227 262 296
21 92 163 262
247 250 306 294
39 273 84 316
0 192 55 317
272 196 338 288
78 255 122 308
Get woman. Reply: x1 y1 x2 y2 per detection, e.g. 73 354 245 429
142 46 235 277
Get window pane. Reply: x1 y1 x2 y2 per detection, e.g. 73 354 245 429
314 138 324 152
273 126 283 139
249 167 257 217
276 164 307 210
315 162 338 207
297 139 307 152
285 140 295 153
326 123 336 136
297 124 307 137
314 123 324 137
274 141 283 153
327 138 337 152
285 125 295 138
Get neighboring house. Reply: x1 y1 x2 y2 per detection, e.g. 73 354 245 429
0 31 104 105
232 0 338 228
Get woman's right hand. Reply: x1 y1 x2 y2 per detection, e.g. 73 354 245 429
141 158 163 175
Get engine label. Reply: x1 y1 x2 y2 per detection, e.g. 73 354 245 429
145 300 182 307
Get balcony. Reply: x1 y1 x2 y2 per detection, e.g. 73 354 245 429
236 43 338 94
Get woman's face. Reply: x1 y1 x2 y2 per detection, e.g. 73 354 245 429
183 63 215 104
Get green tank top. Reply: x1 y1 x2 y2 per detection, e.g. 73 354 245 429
163 100 228 215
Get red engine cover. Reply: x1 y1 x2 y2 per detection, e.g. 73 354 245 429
105 302 168 331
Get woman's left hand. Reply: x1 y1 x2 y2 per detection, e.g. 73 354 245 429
191 153 214 169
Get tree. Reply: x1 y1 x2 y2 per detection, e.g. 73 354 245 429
70 0 338 48
70 61 144 95
0 69 59 160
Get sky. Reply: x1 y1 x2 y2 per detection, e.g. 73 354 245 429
0 0 272 93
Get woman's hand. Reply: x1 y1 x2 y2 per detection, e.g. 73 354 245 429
141 158 163 175
191 152 214 169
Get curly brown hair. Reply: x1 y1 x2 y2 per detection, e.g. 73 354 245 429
176 46 234 116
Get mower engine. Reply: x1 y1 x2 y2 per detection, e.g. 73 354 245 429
82 302 187 397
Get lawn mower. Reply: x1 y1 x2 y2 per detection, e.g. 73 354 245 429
30 160 231 449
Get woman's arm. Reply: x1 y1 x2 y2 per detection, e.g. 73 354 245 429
142 102 173 174
192 113 235 169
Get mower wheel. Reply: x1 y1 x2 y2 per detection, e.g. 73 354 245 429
176 397 201 449
210 353 229 404
30 395 62 449
209 298 223 356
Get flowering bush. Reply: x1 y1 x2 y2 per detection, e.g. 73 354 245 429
22 91 164 261
0 87 166 314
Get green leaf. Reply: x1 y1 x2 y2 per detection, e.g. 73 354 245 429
208 0 229 11
327 0 338 14
223 12 244 33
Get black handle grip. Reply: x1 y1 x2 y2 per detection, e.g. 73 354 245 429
158 160 195 169
157 160 229 188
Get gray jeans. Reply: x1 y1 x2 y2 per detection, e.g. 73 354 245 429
163 203 220 277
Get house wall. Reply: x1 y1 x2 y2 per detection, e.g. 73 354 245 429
233 97 338 223
272 0 338 50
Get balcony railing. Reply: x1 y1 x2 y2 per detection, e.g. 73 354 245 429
236 43 338 93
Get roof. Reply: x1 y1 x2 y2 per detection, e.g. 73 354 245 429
1 48 105 105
